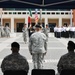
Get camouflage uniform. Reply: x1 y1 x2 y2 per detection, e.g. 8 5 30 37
0 26 5 37
22 27 28 43
1 53 29 73
29 31 47 69
43 27 50 41
5 26 10 37
57 52 75 73
0 26 2 37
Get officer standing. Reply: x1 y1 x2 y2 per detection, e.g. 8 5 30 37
43 24 50 41
54 26 58 37
69 26 74 38
0 25 5 37
57 26 62 38
5 25 10 37
29 25 47 69
22 24 28 44
0 25 2 37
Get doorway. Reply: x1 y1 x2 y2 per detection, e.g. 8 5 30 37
16 23 24 32
48 23 56 32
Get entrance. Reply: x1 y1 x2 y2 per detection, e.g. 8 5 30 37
16 23 24 32
48 23 56 32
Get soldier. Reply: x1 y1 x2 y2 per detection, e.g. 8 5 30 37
57 41 75 74
54 25 58 37
4 25 10 37
0 25 5 37
57 26 62 38
1 42 29 73
0 25 2 37
22 24 28 44
65 26 70 38
43 24 50 41
69 26 75 38
29 25 47 69
62 25 66 38
73 26 75 38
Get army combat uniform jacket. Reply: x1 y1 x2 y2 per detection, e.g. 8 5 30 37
57 52 75 73
29 31 47 69
1 53 29 73
29 31 47 54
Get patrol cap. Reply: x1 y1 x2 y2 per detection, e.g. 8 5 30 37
35 24 41 28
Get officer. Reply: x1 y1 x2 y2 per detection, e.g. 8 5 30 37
54 26 58 37
22 24 28 44
62 25 66 38
65 26 70 38
57 41 75 74
29 24 47 69
61 26 64 38
43 24 50 41
73 26 75 38
0 25 5 37
69 26 74 38
5 25 10 37
57 26 62 38
1 42 29 73
0 25 2 37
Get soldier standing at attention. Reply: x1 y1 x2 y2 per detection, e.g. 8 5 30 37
29 25 47 69
43 24 50 41
1 42 29 73
22 24 28 44
0 25 2 37
57 41 75 74
5 25 10 37
0 25 5 37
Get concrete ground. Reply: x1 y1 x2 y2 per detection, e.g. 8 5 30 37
0 33 75 75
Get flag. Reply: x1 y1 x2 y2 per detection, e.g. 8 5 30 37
28 9 32 23
28 9 32 17
35 9 38 24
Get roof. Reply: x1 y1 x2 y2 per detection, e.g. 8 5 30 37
0 0 75 8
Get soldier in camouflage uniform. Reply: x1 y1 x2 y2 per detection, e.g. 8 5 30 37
43 24 50 41
29 25 47 69
57 41 75 74
22 24 28 44
0 25 5 37
1 42 29 73
4 25 11 37
0 25 2 37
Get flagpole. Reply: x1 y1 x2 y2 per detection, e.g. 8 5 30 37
0 9 2 25
40 9 42 25
70 9 72 26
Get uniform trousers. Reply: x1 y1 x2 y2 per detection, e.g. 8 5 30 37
0 30 1 37
32 53 44 69
23 33 27 43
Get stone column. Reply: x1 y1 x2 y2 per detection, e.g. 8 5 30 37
70 9 73 26
25 17 28 27
11 18 14 33
45 18 48 27
10 18 16 37
73 9 75 26
0 8 3 25
59 18 62 27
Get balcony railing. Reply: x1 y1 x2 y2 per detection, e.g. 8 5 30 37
1 10 72 16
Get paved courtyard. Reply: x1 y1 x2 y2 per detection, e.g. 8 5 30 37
0 33 75 75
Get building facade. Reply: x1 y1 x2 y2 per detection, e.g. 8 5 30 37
0 8 75 33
